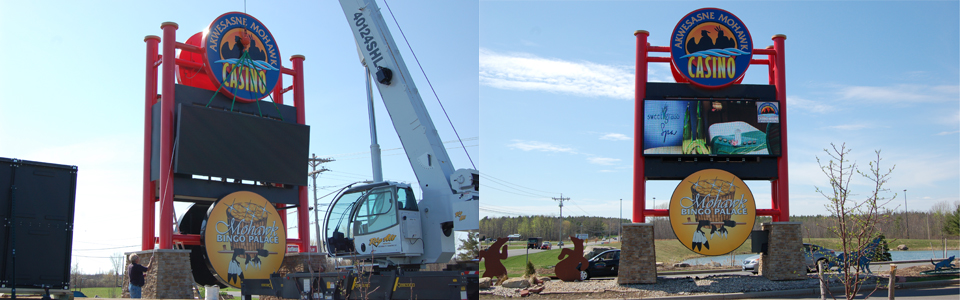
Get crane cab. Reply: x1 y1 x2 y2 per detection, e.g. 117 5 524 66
323 181 424 261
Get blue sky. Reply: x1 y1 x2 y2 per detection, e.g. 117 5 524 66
0 1 478 273
479 2 959 222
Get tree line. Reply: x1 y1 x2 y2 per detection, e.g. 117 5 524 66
481 200 959 242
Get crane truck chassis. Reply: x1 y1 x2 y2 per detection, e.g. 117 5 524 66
241 264 478 300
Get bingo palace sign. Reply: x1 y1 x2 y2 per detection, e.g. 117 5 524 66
671 8 753 89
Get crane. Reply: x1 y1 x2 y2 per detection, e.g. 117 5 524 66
322 0 479 266
242 1 478 299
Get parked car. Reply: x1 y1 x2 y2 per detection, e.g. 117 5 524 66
803 243 837 273
580 249 620 280
742 254 760 274
557 241 564 248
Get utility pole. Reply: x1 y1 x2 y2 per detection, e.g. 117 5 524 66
553 194 570 244
308 154 334 252
904 189 908 239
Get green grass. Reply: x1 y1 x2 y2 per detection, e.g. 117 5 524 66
802 238 959 252
480 237 960 279
480 239 756 278
76 287 121 298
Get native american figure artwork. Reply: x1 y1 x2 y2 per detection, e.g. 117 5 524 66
555 236 588 282
479 238 509 279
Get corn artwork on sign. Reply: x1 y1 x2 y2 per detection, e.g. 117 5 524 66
202 191 286 288
669 169 755 256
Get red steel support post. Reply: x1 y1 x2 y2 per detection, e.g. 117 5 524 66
291 54 309 252
158 22 178 249
274 72 284 105
274 73 287 225
143 35 160 251
633 30 649 223
772 35 789 221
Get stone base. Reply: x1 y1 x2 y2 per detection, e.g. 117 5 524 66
759 222 806 281
123 249 196 299
617 223 656 284
261 252 331 300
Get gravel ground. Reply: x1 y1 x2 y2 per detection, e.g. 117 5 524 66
481 274 865 299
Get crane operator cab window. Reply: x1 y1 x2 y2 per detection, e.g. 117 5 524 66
397 187 419 211
325 188 367 255
353 187 398 236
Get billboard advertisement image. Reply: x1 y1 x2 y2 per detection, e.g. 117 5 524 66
643 100 781 156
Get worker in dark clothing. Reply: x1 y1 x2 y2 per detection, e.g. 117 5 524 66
127 253 155 298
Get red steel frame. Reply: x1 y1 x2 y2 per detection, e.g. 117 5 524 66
142 22 310 252
632 30 789 223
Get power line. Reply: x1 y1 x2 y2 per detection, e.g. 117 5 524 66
73 245 139 251
480 171 557 195
479 183 551 199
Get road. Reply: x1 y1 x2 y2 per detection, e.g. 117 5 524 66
505 239 617 257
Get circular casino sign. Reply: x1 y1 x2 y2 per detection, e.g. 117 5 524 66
669 169 756 256
670 8 753 89
203 12 281 102
202 191 286 288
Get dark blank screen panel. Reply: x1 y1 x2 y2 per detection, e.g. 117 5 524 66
0 158 77 289
175 104 309 186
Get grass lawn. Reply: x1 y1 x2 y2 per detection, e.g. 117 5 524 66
480 239 756 278
76 287 121 298
479 238 959 278
802 238 959 252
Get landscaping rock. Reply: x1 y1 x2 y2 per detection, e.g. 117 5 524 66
502 278 531 289
674 262 691 268
479 277 492 289
897 244 909 251
529 286 544 294
520 289 530 297
656 262 664 267
537 276 551 283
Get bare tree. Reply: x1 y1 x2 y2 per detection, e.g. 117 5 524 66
110 253 125 297
816 143 896 300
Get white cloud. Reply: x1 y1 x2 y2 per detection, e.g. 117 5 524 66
587 157 621 165
836 84 959 103
822 123 876 131
480 48 633 99
936 130 960 135
788 95 835 114
508 140 576 153
600 133 631 141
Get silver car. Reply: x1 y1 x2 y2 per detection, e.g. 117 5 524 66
742 243 836 274
742 255 759 274
803 243 837 273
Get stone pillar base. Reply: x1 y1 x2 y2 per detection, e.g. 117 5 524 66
759 222 805 281
617 223 656 284
123 249 196 299
261 252 331 300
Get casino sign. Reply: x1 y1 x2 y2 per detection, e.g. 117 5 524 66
670 8 753 89
669 169 756 256
201 191 286 288
203 12 282 102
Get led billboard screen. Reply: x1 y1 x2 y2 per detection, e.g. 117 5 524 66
643 100 781 156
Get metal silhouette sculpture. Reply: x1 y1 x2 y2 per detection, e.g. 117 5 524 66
479 238 509 279
555 236 588 282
